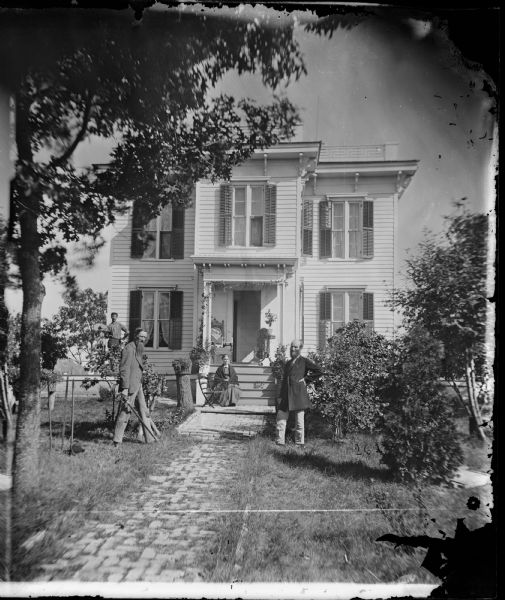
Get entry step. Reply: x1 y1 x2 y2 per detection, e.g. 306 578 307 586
198 405 276 415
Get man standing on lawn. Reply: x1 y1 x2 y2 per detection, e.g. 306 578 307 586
107 312 129 349
276 339 323 448
113 327 157 446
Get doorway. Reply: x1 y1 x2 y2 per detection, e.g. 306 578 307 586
233 291 261 362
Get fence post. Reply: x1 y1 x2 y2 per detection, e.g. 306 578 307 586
61 374 69 450
69 379 75 452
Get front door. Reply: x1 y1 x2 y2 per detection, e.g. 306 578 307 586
233 291 261 362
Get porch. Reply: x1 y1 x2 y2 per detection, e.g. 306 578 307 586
196 262 296 365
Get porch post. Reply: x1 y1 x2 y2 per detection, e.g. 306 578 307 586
277 281 284 346
202 281 213 350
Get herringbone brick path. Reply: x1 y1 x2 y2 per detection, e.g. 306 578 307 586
37 410 269 582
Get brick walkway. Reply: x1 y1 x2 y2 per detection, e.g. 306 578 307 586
38 409 271 582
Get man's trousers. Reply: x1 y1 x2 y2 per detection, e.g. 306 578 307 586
275 409 305 445
113 385 156 444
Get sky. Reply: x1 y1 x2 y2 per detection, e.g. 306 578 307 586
5 6 496 319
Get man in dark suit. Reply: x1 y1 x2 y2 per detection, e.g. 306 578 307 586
113 328 157 445
276 339 323 448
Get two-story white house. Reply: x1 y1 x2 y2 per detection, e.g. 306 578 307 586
108 140 418 378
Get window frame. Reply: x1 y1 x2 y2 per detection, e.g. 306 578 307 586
140 288 174 350
329 288 367 333
326 195 368 260
139 205 176 261
230 184 267 248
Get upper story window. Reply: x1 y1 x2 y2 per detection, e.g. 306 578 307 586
319 198 373 259
219 183 276 247
128 289 183 349
130 202 185 260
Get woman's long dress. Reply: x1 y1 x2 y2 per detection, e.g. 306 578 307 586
214 365 241 406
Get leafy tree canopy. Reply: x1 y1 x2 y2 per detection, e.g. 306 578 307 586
393 203 489 382
2 8 305 276
50 283 108 365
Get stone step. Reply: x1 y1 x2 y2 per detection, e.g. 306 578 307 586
199 405 275 415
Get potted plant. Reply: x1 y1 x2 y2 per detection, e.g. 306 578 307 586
190 344 211 375
264 309 277 336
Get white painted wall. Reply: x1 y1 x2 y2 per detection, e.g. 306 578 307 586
108 202 197 372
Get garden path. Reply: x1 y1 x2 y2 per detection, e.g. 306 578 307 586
37 409 269 582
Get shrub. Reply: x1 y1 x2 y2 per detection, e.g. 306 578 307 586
309 321 391 439
271 344 287 381
98 385 114 402
379 326 463 483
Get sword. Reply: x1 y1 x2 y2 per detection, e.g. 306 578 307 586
117 394 160 442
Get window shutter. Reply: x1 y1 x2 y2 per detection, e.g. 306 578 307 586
219 184 232 246
302 198 313 256
171 207 185 259
319 200 332 258
168 291 183 349
130 202 145 258
363 292 374 331
362 200 374 258
319 291 332 347
264 184 277 245
128 290 143 340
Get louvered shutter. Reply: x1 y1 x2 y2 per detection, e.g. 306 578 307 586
171 207 185 259
130 201 145 258
319 200 332 258
319 291 332 347
362 200 374 258
168 291 183 349
363 292 374 331
219 184 232 246
302 198 313 256
128 290 142 340
264 184 277 245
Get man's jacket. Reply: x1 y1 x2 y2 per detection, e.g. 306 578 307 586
119 341 144 394
279 356 323 411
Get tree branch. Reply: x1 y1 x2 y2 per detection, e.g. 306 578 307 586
449 377 471 416
50 91 93 168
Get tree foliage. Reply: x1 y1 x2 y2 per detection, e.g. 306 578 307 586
50 285 107 365
379 326 463 483
392 203 490 439
309 321 392 439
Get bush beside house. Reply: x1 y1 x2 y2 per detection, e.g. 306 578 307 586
309 321 391 440
379 327 463 483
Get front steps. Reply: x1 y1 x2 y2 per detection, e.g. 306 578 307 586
214 363 278 406
178 405 274 440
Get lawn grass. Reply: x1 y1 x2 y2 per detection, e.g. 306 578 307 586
202 415 493 584
10 394 194 581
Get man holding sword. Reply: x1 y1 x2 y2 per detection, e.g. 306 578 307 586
113 327 158 446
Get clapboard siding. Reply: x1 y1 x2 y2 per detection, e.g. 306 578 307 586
108 204 196 371
299 195 395 350
108 146 414 374
195 179 298 257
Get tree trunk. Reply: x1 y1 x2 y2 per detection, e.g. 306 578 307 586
12 95 45 501
464 351 486 442
13 200 44 497
179 373 193 414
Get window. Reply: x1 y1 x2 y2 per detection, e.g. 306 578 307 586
319 290 374 345
232 185 265 247
131 203 185 259
320 198 374 259
219 183 276 246
129 289 183 349
329 291 365 334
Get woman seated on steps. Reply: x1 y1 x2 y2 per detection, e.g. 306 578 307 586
212 354 241 407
